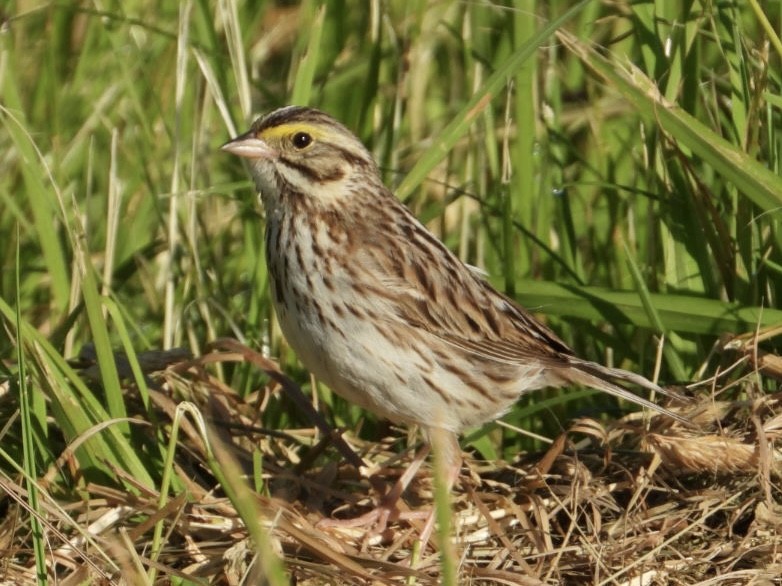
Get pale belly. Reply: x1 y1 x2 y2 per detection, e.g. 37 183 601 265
271 284 533 433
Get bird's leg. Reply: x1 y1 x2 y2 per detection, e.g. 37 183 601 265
317 444 432 534
318 430 463 550
415 429 461 551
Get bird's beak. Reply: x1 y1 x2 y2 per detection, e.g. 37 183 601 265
221 131 275 159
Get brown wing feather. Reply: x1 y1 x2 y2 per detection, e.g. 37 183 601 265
357 196 574 363
353 195 690 422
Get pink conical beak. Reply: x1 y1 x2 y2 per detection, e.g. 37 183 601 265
221 131 275 159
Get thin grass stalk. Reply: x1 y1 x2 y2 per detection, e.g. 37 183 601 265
396 0 591 201
16 233 48 585
431 429 457 586
512 0 537 282
164 0 191 350
290 4 326 107
624 243 688 381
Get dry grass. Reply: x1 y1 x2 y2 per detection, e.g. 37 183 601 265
2 341 781 585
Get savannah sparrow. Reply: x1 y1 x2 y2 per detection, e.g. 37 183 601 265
222 106 687 532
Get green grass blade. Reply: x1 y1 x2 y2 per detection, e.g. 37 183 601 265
78 250 128 429
624 244 688 381
290 5 326 107
395 0 591 201
0 296 154 488
559 31 782 212
509 0 538 285
515 279 782 336
16 231 48 585
1 107 70 314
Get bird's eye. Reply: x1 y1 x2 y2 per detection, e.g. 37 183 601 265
292 131 312 149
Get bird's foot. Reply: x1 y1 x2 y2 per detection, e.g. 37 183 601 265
316 499 430 537
317 444 433 542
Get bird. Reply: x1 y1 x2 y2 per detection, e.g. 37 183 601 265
222 105 688 541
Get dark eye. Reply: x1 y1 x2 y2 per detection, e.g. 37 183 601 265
292 131 312 149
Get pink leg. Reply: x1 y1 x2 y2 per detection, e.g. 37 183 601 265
318 429 463 551
416 430 462 550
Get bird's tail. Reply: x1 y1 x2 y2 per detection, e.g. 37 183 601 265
558 358 692 426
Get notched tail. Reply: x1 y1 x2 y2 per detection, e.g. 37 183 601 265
560 358 693 426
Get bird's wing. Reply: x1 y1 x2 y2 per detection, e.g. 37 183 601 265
355 216 573 364
352 207 690 420
409 280 570 362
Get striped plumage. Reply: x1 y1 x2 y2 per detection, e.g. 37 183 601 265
223 106 687 533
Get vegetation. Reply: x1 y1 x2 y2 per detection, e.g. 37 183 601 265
1 1 780 583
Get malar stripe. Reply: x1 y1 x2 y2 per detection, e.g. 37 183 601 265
277 175 308 205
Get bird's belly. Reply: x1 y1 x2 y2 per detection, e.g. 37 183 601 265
271 283 537 433
273 294 416 422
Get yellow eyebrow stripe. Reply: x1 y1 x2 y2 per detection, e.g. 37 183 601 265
258 123 326 141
